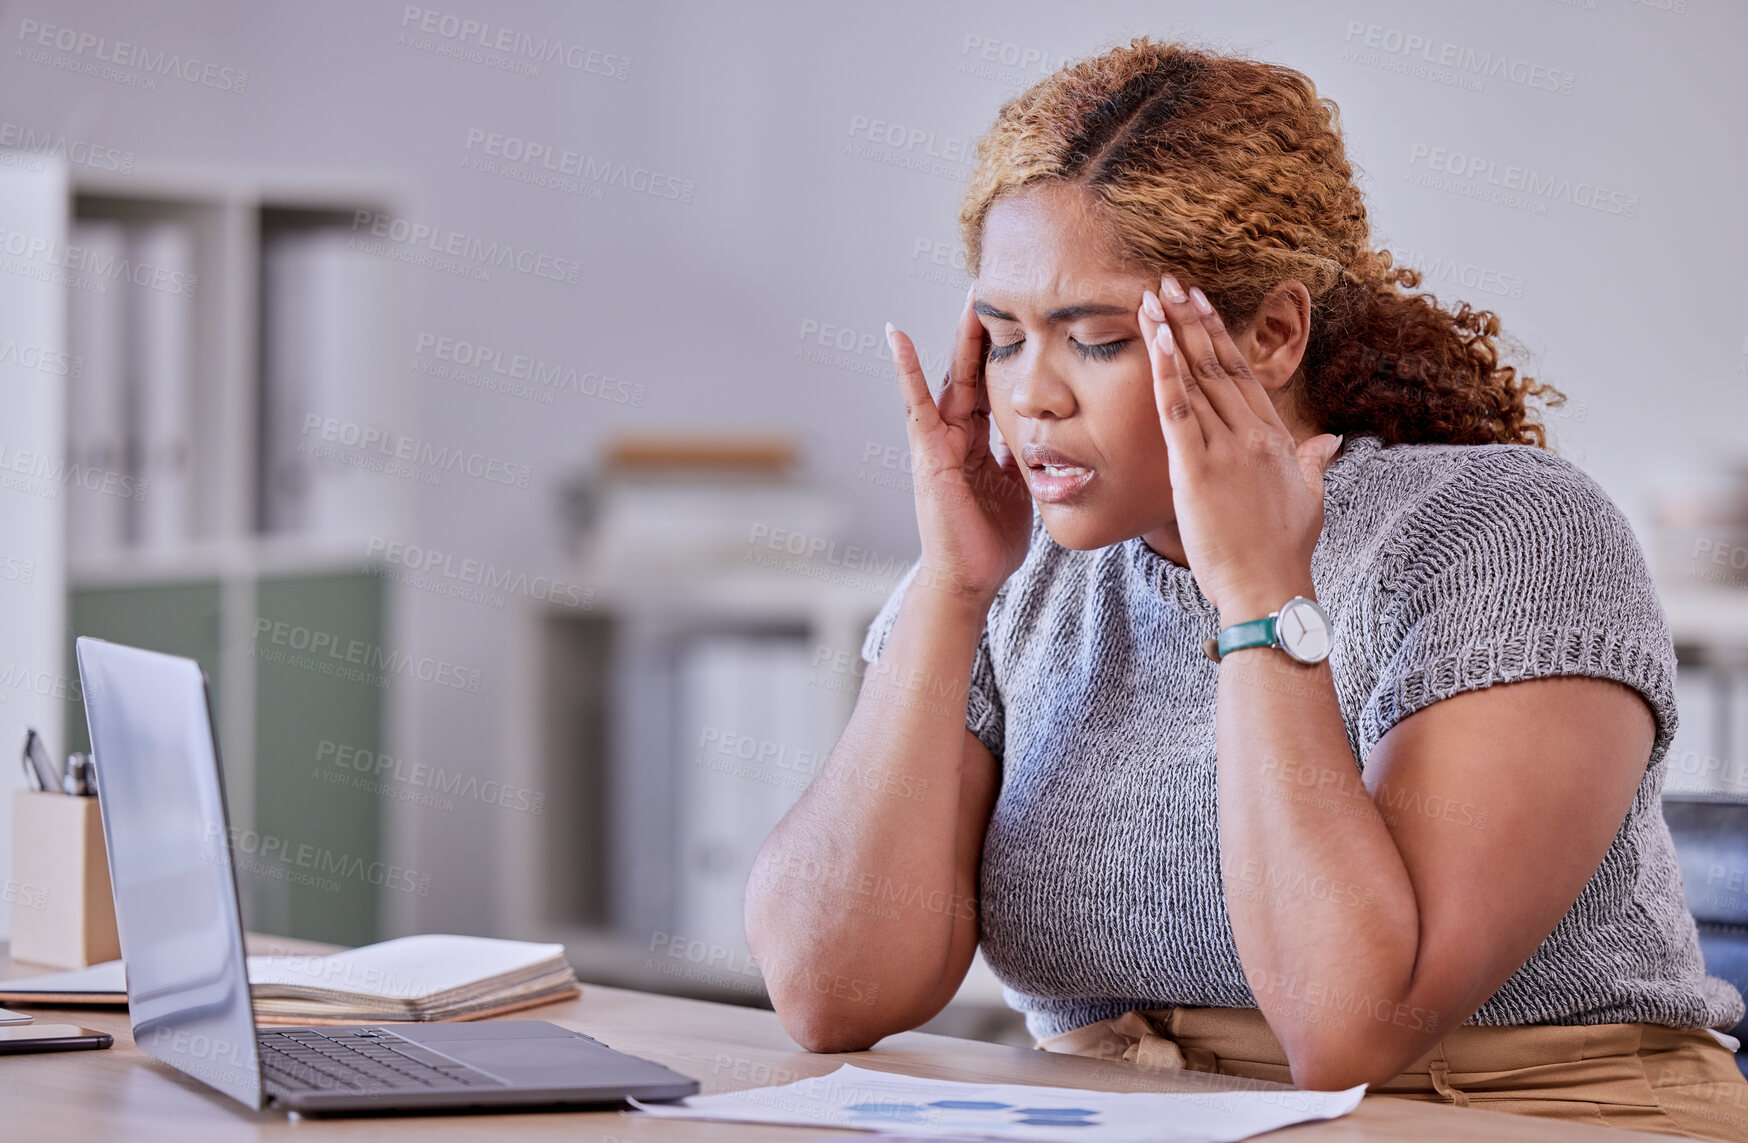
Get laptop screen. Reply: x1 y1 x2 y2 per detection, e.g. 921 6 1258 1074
76 637 264 1109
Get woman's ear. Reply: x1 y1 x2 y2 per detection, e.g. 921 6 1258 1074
1241 279 1312 394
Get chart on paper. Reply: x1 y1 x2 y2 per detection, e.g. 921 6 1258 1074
629 1062 1366 1143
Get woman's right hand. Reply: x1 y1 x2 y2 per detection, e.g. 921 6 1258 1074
885 284 1033 605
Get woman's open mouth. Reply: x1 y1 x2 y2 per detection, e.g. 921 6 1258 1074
1021 442 1096 503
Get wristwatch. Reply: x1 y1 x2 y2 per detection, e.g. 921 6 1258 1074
1202 596 1332 665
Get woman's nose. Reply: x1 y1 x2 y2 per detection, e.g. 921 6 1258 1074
1002 355 1075 421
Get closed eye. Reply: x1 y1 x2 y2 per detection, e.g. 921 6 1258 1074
986 338 1131 363
1076 338 1129 361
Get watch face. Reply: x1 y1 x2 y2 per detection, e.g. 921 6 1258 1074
1276 597 1332 664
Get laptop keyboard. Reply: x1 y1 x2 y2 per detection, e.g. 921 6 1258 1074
257 1027 506 1093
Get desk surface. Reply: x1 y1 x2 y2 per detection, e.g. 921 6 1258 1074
0 937 1664 1142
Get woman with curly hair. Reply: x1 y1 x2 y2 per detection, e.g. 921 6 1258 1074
746 37 1748 1138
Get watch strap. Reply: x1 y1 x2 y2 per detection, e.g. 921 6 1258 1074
1203 615 1277 662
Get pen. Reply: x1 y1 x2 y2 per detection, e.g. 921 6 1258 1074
20 737 38 791
21 728 61 794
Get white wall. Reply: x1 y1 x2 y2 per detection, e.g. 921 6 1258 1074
1 0 1743 936
0 158 68 939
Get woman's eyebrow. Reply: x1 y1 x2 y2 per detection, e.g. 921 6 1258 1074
973 300 1132 323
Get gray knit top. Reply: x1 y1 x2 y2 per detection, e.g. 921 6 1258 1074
862 434 1745 1041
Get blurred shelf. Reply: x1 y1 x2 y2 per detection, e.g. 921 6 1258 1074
67 533 379 588
1664 585 1748 664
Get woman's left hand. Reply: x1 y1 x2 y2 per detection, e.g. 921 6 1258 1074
1139 274 1342 621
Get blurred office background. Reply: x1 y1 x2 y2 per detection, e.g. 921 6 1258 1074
0 0 1745 1047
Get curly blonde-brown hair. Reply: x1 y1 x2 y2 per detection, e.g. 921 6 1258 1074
958 37 1561 447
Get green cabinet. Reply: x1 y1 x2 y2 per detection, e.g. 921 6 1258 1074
68 582 224 754
67 570 384 946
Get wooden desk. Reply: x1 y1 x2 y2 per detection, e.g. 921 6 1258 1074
0 938 1664 1141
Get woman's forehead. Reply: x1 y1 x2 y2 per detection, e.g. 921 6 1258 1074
975 255 1145 315
978 187 1146 310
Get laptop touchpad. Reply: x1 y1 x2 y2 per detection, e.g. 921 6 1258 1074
443 1037 657 1082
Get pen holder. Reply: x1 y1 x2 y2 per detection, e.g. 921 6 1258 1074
9 790 120 968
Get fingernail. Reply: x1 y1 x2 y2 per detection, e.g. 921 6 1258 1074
1161 275 1186 303
965 283 975 307
884 322 896 348
1141 290 1164 322
1155 323 1175 354
1189 287 1213 315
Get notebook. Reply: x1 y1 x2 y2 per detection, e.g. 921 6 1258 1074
0 959 126 1005
0 934 581 1022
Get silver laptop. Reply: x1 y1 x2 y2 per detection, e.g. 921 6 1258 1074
75 636 699 1114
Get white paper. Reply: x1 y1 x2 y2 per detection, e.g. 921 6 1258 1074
0 935 564 1003
629 1063 1365 1143
0 959 126 994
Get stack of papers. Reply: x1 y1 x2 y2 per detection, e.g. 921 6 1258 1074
247 934 580 1023
630 1063 1365 1143
0 934 581 1023
0 960 126 1005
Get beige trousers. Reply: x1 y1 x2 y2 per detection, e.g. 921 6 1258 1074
1036 1006 1748 1140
